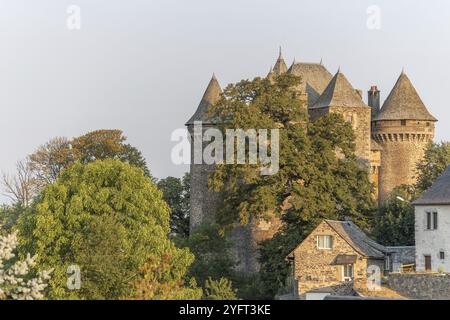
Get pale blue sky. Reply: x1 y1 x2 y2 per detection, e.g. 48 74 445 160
0 0 449 186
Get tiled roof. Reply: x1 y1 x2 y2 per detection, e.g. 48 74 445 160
412 165 450 205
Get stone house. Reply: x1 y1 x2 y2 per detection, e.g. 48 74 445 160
286 220 388 298
412 165 450 273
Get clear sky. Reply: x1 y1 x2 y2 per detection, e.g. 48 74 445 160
1 0 449 185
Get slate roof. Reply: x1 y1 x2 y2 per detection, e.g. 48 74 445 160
310 70 368 109
412 165 450 205
287 61 333 106
324 220 387 259
186 74 222 126
272 48 288 75
375 72 437 121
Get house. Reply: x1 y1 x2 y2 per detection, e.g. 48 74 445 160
287 220 389 298
412 165 450 273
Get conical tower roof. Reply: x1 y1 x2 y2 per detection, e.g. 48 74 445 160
311 69 368 109
272 47 287 75
375 72 437 121
186 74 222 125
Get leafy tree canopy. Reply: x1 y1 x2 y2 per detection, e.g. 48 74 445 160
416 141 450 193
203 277 237 300
207 74 375 298
17 160 193 299
157 173 190 238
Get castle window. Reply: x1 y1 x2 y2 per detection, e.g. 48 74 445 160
440 251 445 260
401 120 407 126
317 235 333 250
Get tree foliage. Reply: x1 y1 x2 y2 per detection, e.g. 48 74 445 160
416 142 450 193
157 173 191 238
208 74 375 298
203 277 237 300
373 186 416 246
183 223 236 288
27 130 150 192
17 160 191 299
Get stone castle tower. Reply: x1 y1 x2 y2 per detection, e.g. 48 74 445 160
186 50 437 273
372 71 437 203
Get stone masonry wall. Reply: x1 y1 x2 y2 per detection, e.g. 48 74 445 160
292 221 369 296
331 106 372 165
372 120 435 203
387 273 450 300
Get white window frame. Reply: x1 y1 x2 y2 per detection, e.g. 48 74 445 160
316 235 333 250
342 264 354 281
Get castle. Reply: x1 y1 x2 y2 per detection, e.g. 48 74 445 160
185 49 438 273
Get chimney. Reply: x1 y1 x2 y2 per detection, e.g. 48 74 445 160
368 85 380 117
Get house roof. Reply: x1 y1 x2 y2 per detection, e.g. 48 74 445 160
412 165 450 205
185 74 222 126
287 220 388 260
375 72 437 122
324 220 387 259
310 70 368 109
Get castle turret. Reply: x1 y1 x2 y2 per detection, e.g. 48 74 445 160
372 71 437 203
186 74 223 232
309 69 372 164
272 47 288 75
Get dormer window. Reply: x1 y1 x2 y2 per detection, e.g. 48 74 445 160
317 235 333 250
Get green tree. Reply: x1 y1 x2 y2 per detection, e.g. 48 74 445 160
203 277 237 300
128 242 202 300
184 223 236 287
373 185 416 246
18 159 193 299
0 204 30 233
416 142 450 193
157 173 190 238
27 130 151 190
208 74 375 298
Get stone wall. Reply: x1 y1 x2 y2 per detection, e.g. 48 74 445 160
387 273 450 300
330 106 372 165
292 221 371 296
386 246 415 272
188 126 223 232
372 120 435 203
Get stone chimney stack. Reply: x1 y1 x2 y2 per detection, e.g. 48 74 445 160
368 85 380 117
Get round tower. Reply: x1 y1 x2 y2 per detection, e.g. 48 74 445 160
185 74 223 232
372 71 437 203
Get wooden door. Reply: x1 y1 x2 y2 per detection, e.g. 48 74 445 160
424 255 432 271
